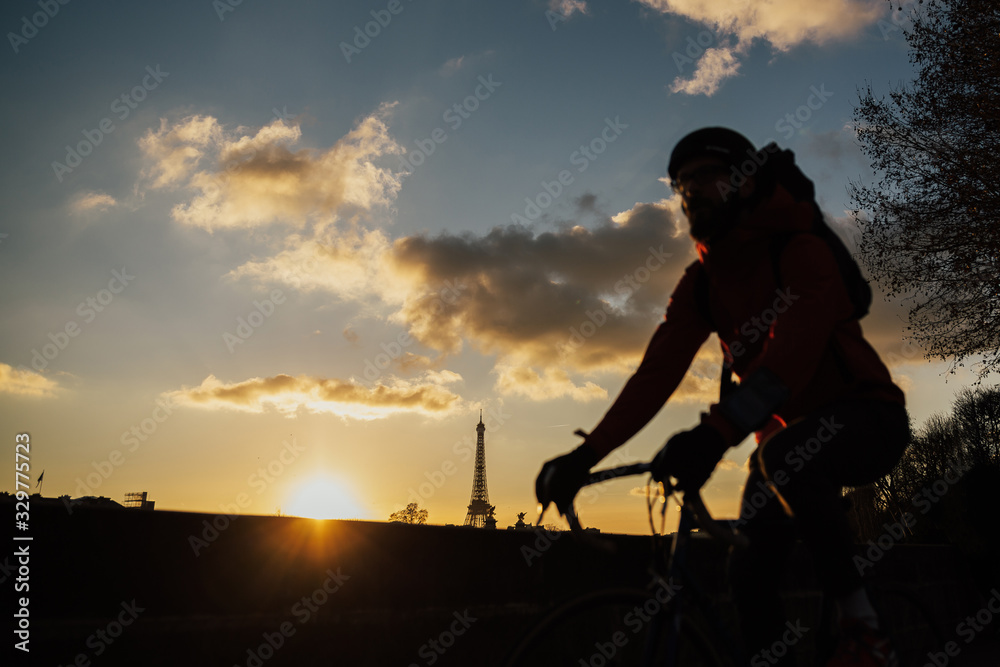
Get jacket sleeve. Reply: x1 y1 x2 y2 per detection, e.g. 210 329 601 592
702 233 855 443
584 262 713 460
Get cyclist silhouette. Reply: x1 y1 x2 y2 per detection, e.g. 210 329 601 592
536 128 908 667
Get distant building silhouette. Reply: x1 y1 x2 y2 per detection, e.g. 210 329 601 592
0 492 139 511
464 411 496 528
124 491 155 510
69 495 125 509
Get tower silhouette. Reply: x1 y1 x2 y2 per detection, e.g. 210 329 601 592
464 410 496 528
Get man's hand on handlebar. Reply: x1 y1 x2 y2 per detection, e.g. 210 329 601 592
651 423 728 492
535 442 601 516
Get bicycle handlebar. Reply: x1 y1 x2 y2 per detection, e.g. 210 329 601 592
553 461 749 549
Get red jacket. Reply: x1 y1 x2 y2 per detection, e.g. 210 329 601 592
585 185 905 459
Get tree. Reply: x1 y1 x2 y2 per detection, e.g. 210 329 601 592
849 0 1000 379
389 503 428 524
951 386 1000 468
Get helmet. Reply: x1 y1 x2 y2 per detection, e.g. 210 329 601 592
667 127 756 181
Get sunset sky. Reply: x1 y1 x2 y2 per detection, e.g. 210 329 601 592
2 0 993 533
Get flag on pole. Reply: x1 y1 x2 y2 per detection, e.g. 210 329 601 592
36 470 44 487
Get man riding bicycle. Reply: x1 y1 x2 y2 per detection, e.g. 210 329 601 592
536 127 909 667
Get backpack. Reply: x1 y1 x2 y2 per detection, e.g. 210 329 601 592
694 146 872 397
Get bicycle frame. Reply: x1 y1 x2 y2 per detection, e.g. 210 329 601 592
660 496 745 666
529 459 946 666
537 462 749 666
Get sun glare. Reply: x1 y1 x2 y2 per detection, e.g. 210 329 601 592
284 475 366 520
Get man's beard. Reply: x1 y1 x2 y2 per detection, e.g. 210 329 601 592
684 196 742 243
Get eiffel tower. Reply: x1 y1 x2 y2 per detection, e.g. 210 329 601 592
464 410 496 528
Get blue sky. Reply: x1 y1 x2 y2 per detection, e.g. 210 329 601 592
2 0 988 532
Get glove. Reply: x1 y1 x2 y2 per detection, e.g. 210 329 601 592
651 423 729 492
536 444 601 516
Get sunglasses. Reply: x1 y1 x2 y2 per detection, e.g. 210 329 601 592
670 163 731 195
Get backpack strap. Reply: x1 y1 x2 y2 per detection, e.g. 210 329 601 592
693 264 738 399
767 228 858 385
693 263 713 328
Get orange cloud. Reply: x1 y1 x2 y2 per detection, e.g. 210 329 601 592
161 372 465 420
671 346 726 404
228 198 701 401
226 228 398 303
70 190 117 214
645 0 884 95
139 115 222 188
223 190 919 407
0 363 59 398
139 104 404 230
494 363 608 402
644 0 882 49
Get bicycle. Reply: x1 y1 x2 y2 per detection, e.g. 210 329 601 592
504 460 749 667
504 458 947 667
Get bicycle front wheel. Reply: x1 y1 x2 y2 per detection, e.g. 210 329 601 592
870 582 947 667
503 587 727 667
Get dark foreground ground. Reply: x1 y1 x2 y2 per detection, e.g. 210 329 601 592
4 503 999 666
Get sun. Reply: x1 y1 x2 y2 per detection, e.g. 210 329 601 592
284 475 367 520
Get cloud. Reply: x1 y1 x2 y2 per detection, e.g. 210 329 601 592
0 363 59 398
645 0 884 95
548 0 589 20
858 295 928 367
139 105 404 230
645 0 883 49
440 56 466 75
162 372 465 420
230 198 699 401
439 50 497 76
386 200 691 372
223 186 916 406
803 126 870 171
396 352 443 374
671 347 727 404
670 46 741 96
889 371 913 394
70 191 117 214
227 228 398 303
139 115 223 188
716 456 749 472
494 363 608 402
140 110 703 406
